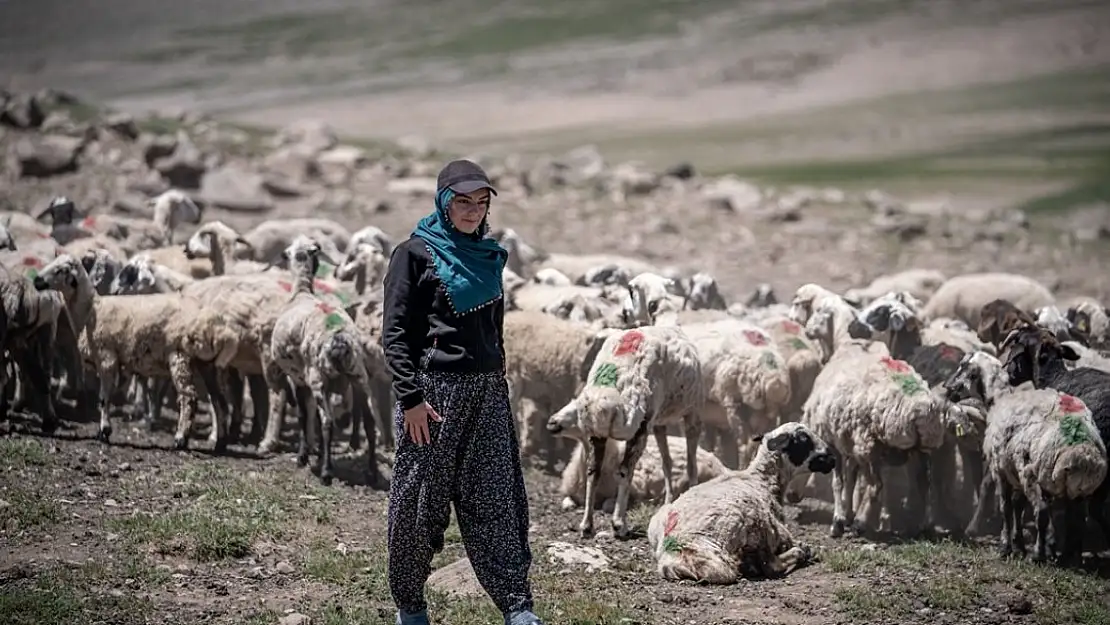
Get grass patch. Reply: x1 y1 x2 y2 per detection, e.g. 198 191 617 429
0 566 151 625
824 540 1110 624
108 464 335 562
0 438 50 469
0 487 62 531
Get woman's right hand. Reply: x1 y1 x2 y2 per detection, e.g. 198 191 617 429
403 401 443 445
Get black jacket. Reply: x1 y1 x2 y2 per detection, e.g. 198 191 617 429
382 235 506 411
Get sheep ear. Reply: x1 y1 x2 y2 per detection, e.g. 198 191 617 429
1060 345 1081 361
764 430 791 451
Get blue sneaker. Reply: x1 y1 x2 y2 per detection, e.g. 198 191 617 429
505 610 544 625
396 609 430 625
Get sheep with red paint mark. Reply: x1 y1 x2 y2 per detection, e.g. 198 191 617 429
647 422 835 583
268 236 385 487
545 324 705 538
943 350 1108 562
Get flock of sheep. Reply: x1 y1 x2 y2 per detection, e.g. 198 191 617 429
2 189 1110 583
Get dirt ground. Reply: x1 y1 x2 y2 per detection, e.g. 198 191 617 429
3 1 1110 623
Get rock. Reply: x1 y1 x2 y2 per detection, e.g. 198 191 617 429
263 144 319 183
700 175 763 212
274 560 295 575
387 177 437 198
863 189 902 214
102 113 140 140
140 133 178 167
608 162 659 198
546 541 610 572
663 162 696 180
426 558 485 599
278 613 311 625
556 145 606 186
13 135 84 177
396 135 435 159
1 93 45 129
273 120 336 154
315 145 367 185
200 165 274 212
154 133 206 189
872 212 929 242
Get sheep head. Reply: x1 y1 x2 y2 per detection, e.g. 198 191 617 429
334 243 387 283
752 422 836 476
788 283 836 324
545 398 584 438
81 249 120 295
34 253 84 296
184 220 247 259
623 272 676 326
280 235 340 278
36 195 80 225
0 215 16 251
998 324 1079 388
111 255 157 295
976 298 1037 348
746 283 778 308
942 351 1003 404
349 225 395 256
685 272 726 311
151 189 202 229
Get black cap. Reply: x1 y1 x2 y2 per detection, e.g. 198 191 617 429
437 159 498 196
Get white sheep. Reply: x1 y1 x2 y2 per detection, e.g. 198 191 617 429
184 221 269 276
647 422 835 583
77 189 202 251
502 310 611 472
536 252 660 287
545 325 705 537
533 267 573 286
1065 298 1109 347
802 303 949 538
110 253 195 295
843 269 947 307
757 314 824 420
269 236 381 486
347 224 394 257
559 435 728 512
684 272 727 311
921 317 996 355
942 351 1108 561
333 242 388 296
238 218 351 264
921 272 1055 328
1060 340 1110 373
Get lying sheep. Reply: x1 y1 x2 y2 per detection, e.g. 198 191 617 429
269 236 382 486
559 435 728 512
802 303 949 538
647 422 835 583
843 269 947 308
944 350 1108 562
924 273 1055 329
545 325 705 538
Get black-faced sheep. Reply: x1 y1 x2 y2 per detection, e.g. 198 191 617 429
647 422 835 583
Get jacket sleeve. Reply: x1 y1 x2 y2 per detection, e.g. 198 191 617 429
382 242 427 411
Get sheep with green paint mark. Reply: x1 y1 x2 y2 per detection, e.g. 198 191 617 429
943 350 1108 562
801 301 950 539
545 324 705 539
269 235 384 487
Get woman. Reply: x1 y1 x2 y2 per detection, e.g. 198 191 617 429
382 159 544 625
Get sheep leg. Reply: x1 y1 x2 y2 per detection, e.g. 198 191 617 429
682 413 702 493
311 375 334 486
612 421 650 538
1011 491 1029 557
857 461 884 536
196 362 231 453
1030 490 1053 563
258 360 289 453
148 378 169 431
209 369 239 445
579 436 606 538
354 387 385 489
96 362 119 444
929 437 962 534
371 381 394 453
967 471 997 537
293 385 313 467
910 450 934 537
831 453 859 538
720 404 748 470
998 478 1016 558
653 426 675 505
170 354 200 451
223 369 246 445
246 373 269 445
759 544 814 578
1084 482 1110 558
1055 498 1086 566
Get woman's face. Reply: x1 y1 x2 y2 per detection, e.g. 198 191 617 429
447 190 491 234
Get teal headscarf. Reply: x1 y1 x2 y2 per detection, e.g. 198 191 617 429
413 188 508 315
